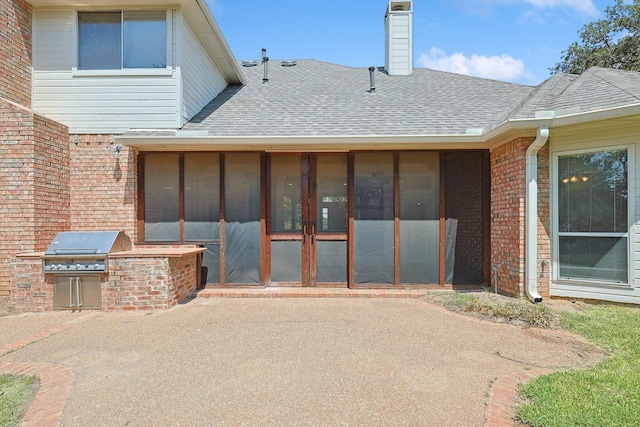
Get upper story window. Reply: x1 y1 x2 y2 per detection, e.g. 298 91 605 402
78 11 167 70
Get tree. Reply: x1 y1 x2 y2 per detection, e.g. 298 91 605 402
551 0 640 74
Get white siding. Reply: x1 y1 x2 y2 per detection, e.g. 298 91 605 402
549 122 640 304
385 13 412 76
180 15 227 125
32 8 180 134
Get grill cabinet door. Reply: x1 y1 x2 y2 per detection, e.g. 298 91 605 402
53 276 101 309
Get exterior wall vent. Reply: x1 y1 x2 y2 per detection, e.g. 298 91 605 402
384 1 413 76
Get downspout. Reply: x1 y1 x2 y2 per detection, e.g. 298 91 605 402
525 126 549 303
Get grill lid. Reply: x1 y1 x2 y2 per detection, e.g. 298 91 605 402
45 231 132 256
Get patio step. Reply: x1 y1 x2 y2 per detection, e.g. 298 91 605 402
196 287 429 299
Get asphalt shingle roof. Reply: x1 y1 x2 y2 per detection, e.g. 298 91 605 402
182 60 534 136
123 63 640 138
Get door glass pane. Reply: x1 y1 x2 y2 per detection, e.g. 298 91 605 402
316 156 347 232
317 241 347 283
559 236 627 282
271 241 302 282
271 156 302 233
400 152 439 284
354 153 394 284
225 153 261 284
144 153 179 241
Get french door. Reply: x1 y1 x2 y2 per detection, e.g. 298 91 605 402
268 154 348 286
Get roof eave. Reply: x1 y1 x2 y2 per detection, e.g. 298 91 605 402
117 134 488 151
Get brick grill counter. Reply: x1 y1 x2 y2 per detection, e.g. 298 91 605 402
10 247 205 312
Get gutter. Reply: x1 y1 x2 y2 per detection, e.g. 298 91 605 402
524 126 549 303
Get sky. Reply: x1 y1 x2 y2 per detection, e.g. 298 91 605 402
207 0 622 86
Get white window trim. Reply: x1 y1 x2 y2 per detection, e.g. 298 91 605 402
551 144 635 288
72 8 173 77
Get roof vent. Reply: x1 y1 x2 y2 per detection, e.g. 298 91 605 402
281 60 297 67
368 66 376 93
242 60 258 67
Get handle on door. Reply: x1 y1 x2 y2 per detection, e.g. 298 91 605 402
311 222 316 245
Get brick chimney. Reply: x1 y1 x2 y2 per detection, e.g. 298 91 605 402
384 1 413 76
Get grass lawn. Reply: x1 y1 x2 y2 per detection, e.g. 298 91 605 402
516 304 640 427
0 374 39 427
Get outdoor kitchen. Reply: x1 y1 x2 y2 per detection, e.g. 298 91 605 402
10 231 205 312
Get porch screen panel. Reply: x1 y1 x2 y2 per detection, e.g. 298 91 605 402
399 152 440 284
225 153 261 284
354 153 394 284
185 153 220 283
557 149 628 283
144 153 179 241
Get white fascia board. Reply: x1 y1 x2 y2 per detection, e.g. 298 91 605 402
117 133 488 151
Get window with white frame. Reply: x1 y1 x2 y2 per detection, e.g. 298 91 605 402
78 11 167 70
556 148 629 283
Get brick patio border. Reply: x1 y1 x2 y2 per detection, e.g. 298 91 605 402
0 362 73 427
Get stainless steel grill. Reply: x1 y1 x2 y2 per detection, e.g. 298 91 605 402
42 231 132 274
42 231 132 310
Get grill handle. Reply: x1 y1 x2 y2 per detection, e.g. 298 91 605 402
53 248 100 254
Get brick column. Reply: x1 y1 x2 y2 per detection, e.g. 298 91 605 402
1 100 70 296
490 137 551 298
490 138 531 297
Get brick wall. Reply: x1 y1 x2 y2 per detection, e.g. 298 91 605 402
0 0 32 107
105 255 198 310
69 135 138 241
490 137 533 297
0 99 70 296
445 151 484 285
10 256 52 312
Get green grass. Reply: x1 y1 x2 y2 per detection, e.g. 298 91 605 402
516 305 640 427
0 374 39 427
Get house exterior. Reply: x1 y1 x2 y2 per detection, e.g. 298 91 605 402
2 0 640 311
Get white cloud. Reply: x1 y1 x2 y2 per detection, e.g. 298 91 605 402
417 47 534 83
523 0 598 17
453 0 599 17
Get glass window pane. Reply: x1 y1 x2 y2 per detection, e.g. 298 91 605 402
225 153 261 284
78 12 121 70
316 155 347 232
184 153 220 241
559 236 627 283
270 156 302 233
144 154 179 241
123 11 166 68
399 152 439 284
558 150 628 233
354 153 394 284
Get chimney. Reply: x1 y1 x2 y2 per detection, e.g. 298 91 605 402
384 1 413 76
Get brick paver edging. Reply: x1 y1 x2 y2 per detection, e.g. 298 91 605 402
484 369 553 427
0 362 73 427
